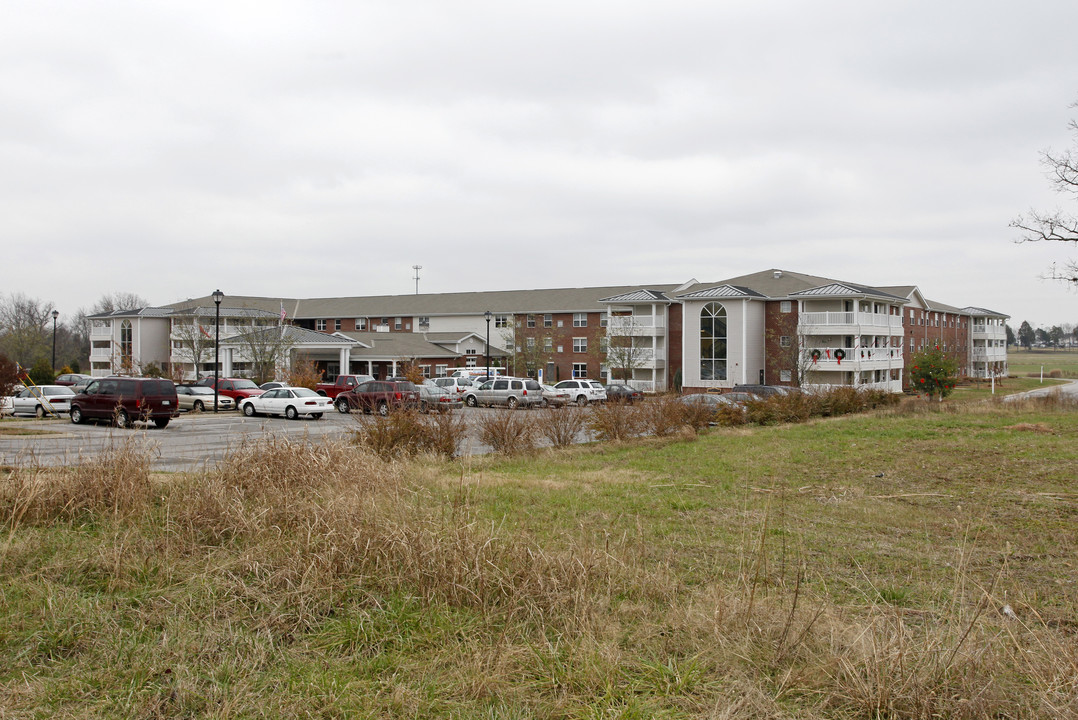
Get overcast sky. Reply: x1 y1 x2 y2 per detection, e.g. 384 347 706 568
3 1 1078 327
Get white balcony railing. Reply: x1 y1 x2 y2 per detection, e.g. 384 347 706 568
606 316 665 333
90 347 112 358
803 347 903 365
801 312 903 330
972 324 1007 338
971 348 1008 362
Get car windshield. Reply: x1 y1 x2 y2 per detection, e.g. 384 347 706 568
231 380 259 390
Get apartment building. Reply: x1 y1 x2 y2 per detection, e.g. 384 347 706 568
84 269 1006 391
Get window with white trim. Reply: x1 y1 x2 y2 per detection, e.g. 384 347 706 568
495 315 509 328
526 315 535 328
316 319 327 331
780 370 792 382
573 337 587 353
356 318 366 330
573 313 587 327
779 336 791 347
435 364 448 377
544 314 552 327
572 363 587 378
394 317 402 330
543 338 553 352
334 319 341 331
420 365 430 378
780 301 792 313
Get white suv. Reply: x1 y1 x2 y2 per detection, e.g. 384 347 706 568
553 379 607 406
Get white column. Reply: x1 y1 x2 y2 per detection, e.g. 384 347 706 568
339 347 350 375
223 348 233 376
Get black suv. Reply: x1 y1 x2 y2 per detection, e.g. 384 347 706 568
70 377 180 428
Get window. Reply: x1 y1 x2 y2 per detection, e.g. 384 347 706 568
527 315 535 328
334 319 341 331
573 313 587 327
495 315 509 328
418 316 430 327
526 337 535 348
120 320 133 359
394 317 402 330
356 318 366 330
543 314 552 328
420 365 430 378
465 348 478 355
557 345 564 353
780 370 792 382
543 338 553 352
699 302 727 381
557 320 564 328
780 301 792 313
573 337 587 353
599 315 608 327
435 364 448 377
779 336 791 348
573 363 587 378
316 319 327 331
465 356 477 367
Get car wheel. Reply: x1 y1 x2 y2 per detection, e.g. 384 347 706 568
153 418 170 428
310 412 323 420
243 403 256 417
506 396 518 410
70 406 83 425
193 400 205 412
35 404 46 418
576 395 588 406
377 401 389 417
115 409 130 428
336 398 350 413
466 396 478 408
286 406 299 420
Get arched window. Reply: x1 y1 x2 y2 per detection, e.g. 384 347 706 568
700 302 727 380
120 320 133 359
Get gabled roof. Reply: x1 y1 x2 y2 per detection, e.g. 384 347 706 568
676 284 768 300
599 289 673 303
789 282 908 302
88 306 175 319
961 306 1009 318
336 331 470 359
174 306 281 320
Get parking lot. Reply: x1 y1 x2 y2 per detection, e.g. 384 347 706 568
0 406 583 472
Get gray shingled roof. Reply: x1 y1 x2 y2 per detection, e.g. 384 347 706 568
789 282 908 302
676 284 768 300
961 306 1009 318
599 289 673 303
221 326 354 345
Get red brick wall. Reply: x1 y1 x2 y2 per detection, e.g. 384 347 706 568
667 303 683 390
763 301 799 386
514 311 605 382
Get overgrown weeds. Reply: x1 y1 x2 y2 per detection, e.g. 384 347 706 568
352 409 466 459
534 406 587 447
587 401 643 441
477 409 537 454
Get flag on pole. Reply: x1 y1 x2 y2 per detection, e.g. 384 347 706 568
199 325 212 339
280 303 286 322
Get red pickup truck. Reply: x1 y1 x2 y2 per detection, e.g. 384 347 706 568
315 374 375 398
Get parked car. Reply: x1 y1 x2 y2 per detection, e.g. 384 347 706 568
239 387 333 419
732 384 797 397
540 384 571 408
419 380 464 412
462 377 543 409
335 380 420 415
7 385 76 417
604 384 643 403
70 377 179 428
259 381 291 391
176 385 234 412
552 379 607 406
433 376 476 395
54 373 92 387
197 377 265 404
315 374 375 398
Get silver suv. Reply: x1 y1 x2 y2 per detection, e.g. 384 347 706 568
553 379 607 405
463 377 543 409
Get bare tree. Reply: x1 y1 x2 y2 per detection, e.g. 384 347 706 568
502 319 553 378
1011 102 1078 285
0 292 55 367
170 310 218 380
232 324 295 384
603 314 649 386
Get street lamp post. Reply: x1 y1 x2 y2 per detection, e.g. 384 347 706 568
484 310 492 377
51 309 59 373
212 289 224 413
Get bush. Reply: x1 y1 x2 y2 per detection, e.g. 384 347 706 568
676 397 721 432
27 358 54 386
419 409 467 458
639 395 689 437
353 410 431 460
587 401 643 442
477 410 536 455
535 406 587 447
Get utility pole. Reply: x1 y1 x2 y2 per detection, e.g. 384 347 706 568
412 265 422 295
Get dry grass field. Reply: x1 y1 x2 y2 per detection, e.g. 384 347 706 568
1 394 1076 718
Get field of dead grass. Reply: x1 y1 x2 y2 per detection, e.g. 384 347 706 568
0 396 1076 718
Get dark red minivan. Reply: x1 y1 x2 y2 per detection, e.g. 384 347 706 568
70 377 180 428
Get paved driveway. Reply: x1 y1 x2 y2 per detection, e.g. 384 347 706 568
1003 379 1078 401
0 406 589 471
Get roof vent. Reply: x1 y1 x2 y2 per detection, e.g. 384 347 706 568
773 270 783 279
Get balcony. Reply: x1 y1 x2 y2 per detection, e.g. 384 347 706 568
606 316 665 336
802 346 903 369
971 348 1007 362
90 347 113 358
800 311 903 333
972 324 1007 339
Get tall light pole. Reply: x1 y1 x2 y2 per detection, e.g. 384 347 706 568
212 289 223 413
51 309 59 373
484 310 492 377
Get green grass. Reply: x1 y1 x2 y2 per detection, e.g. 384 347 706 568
1007 347 1078 378
2 399 1077 718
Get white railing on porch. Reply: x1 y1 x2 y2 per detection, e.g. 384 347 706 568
801 312 903 330
607 316 665 332
803 347 903 364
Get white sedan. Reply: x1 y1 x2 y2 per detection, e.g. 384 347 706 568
7 385 76 417
238 387 332 419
